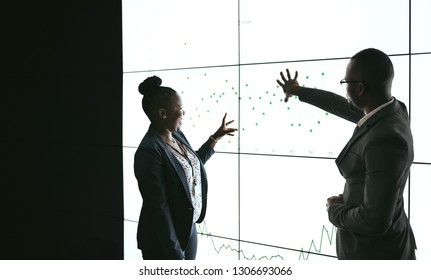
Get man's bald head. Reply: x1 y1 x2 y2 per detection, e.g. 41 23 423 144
350 48 394 95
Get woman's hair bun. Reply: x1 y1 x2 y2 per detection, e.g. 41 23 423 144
138 76 162 96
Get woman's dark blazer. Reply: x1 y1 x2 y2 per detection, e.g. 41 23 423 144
134 124 214 259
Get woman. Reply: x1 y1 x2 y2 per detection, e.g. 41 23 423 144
134 76 237 260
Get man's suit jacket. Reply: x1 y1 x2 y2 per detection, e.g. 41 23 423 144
134 125 214 259
297 88 416 259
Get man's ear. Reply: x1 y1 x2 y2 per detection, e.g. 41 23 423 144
357 82 365 96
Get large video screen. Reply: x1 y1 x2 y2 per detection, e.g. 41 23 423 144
122 0 431 260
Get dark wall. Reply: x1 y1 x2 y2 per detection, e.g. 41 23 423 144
1 0 123 259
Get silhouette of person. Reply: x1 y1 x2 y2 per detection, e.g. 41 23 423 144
277 48 416 259
134 76 237 260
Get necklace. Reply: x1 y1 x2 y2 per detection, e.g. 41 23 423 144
161 135 176 144
165 141 197 197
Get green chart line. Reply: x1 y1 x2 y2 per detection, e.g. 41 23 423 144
197 221 284 260
298 225 336 260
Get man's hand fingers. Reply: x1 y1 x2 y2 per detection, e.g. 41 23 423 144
280 71 288 83
277 79 284 87
286 69 292 80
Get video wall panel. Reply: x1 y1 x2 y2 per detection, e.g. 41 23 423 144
122 0 431 260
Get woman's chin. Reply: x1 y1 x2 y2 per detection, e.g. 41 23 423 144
171 125 181 132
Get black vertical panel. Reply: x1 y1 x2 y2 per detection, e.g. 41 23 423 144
1 0 123 259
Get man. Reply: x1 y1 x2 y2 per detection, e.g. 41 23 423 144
277 48 416 259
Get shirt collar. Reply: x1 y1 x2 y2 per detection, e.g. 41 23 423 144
357 97 394 127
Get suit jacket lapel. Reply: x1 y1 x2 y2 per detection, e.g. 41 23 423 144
335 98 402 167
163 145 194 203
148 126 194 202
335 124 368 166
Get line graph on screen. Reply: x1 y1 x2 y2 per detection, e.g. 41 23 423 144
197 221 337 260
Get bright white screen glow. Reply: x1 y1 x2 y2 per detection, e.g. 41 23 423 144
123 0 431 260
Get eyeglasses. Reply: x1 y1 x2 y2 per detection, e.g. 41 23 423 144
340 79 365 90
